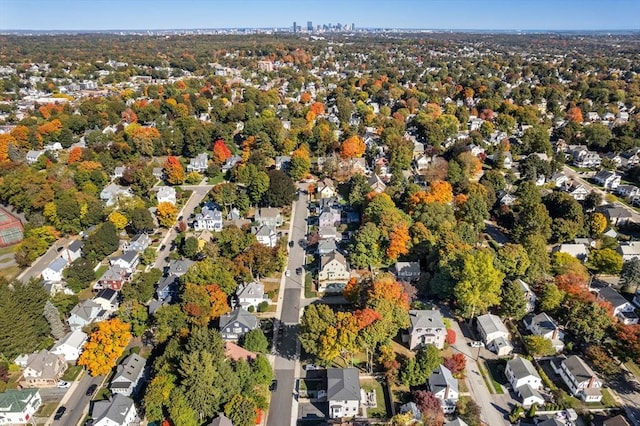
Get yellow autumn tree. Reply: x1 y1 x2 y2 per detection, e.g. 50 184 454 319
156 201 178 228
109 211 129 230
78 318 131 377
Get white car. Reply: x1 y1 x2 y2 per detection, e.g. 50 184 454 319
469 340 484 348
285 270 291 277
57 381 70 388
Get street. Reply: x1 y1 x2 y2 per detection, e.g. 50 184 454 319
267 187 308 426
51 372 104 426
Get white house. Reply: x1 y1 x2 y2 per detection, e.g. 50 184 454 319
327 368 361 419
41 257 68 283
0 389 42 425
593 170 621 190
125 233 151 253
25 150 45 164
524 312 565 352
50 330 88 362
60 240 84 263
236 282 268 311
100 183 133 206
91 394 139 426
562 181 589 201
109 251 139 273
253 224 278 248
92 288 120 313
405 310 447 350
156 186 176 204
20 350 67 388
254 208 283 229
505 357 542 391
553 355 602 402
318 251 350 290
68 300 104 331
317 178 337 199
516 279 536 314
477 314 513 356
553 244 589 262
617 241 640 262
187 153 208 173
193 205 223 232
598 286 639 325
429 365 459 414
109 353 147 397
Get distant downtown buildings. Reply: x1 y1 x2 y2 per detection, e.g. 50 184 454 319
293 20 355 33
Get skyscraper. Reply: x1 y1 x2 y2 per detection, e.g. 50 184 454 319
293 21 297 34
307 21 313 32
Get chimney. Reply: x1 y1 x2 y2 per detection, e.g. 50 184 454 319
588 376 596 388
444 384 450 399
552 327 559 340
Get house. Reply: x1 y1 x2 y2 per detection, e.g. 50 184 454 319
571 147 601 168
550 172 569 188
517 383 546 409
318 251 350 289
603 415 632 426
93 288 120 313
224 341 257 362
598 286 638 325
505 357 542 392
497 190 517 206
111 166 126 180
187 153 208 173
68 300 104 331
524 312 565 352
156 275 180 300
194 205 223 232
594 170 621 190
318 226 339 241
254 208 283 228
327 368 361 419
91 394 139 426
236 282 268 311
110 251 139 272
601 205 633 226
208 413 234 426
252 224 278 248
0 389 41 425
414 154 432 171
553 243 589 262
100 183 133 206
516 279 536 313
219 308 259 341
222 155 242 173
152 167 164 180
429 365 459 413
405 310 447 350
110 353 147 397
98 265 131 291
20 350 67 388
562 181 589 201
317 178 337 199
318 207 341 228
391 262 421 282
275 155 291 171
167 259 195 276
156 186 176 204
399 401 422 423
317 238 338 255
125 233 151 253
25 150 45 164
618 241 640 262
41 257 68 283
477 314 513 356
615 185 640 201
50 330 88 362
368 174 387 193
553 355 603 402
60 240 84 263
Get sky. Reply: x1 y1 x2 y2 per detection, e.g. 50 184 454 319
0 0 638 31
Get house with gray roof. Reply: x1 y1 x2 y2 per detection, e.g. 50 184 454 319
50 330 88 362
477 314 513 356
222 155 242 173
25 150 45 164
187 153 209 173
429 364 458 413
109 353 147 397
156 185 176 204
317 238 337 255
553 355 602 402
194 205 223 232
524 312 564 352
598 286 638 325
41 257 68 283
236 282 268 311
68 299 105 331
157 275 179 300
125 233 151 253
318 251 350 291
219 308 259 341
91 394 139 426
208 413 234 426
406 309 447 350
110 251 139 272
391 261 421 282
326 368 360 419
553 243 589 262
516 279 536 314
61 240 84 263
506 357 542 392
0 389 41 425
100 183 133 206
252 224 278 248
20 350 67 388
254 208 283 228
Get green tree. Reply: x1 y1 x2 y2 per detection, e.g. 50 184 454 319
523 234 550 280
83 222 119 262
181 236 200 259
399 344 442 386
263 169 295 207
241 328 269 353
499 280 528 320
538 283 565 312
584 122 612 150
524 335 556 356
494 243 531 279
143 374 176 422
589 248 623 275
140 247 157 266
224 394 258 426
130 207 154 233
350 222 383 269
621 258 640 293
565 300 613 343
454 251 504 319
116 300 149 336
458 193 489 232
522 124 551 155
300 304 336 361
64 257 96 292
167 388 199 426
237 164 269 205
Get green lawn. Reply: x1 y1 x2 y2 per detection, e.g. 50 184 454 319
0 265 20 281
304 272 316 298
626 360 640 378
360 378 389 418
36 402 59 417
94 264 108 280
207 175 225 185
0 245 17 256
61 364 83 381
484 359 506 395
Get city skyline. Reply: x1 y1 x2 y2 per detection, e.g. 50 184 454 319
1 0 639 32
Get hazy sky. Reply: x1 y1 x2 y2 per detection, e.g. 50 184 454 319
1 0 638 31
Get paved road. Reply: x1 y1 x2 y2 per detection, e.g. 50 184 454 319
153 184 213 270
267 188 308 426
17 237 72 283
51 372 104 426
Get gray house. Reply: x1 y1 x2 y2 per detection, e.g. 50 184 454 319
405 309 447 350
219 308 259 341
91 394 139 426
391 261 421 281
327 368 360 419
109 353 147 397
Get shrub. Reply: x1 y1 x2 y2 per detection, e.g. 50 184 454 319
257 301 269 312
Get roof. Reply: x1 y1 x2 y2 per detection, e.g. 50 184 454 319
91 394 136 424
254 224 276 237
563 355 599 383
326 368 361 401
477 314 508 336
429 364 458 394
598 286 630 308
70 300 101 322
602 206 632 219
320 251 347 269
444 419 470 426
46 257 68 273
168 259 195 275
393 261 420 276
409 309 445 330
224 342 257 362
317 238 337 252
517 383 544 401
555 243 589 258
68 240 84 252
24 350 63 379
111 353 146 386
603 415 632 426
208 413 234 426
526 312 558 335
0 389 39 414
237 282 265 300
112 250 138 265
219 308 259 331
256 207 281 219
53 330 88 350
507 357 540 381
95 288 118 302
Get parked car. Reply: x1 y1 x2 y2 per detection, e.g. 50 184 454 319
86 384 98 397
296 267 303 275
469 340 484 348
285 270 291 277
54 406 66 420
289 241 294 247
56 381 70 388
269 380 278 391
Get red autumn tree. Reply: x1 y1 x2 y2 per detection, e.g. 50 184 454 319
413 390 444 426
445 328 456 344
121 108 138 123
354 308 382 329
444 353 466 377
212 139 232 164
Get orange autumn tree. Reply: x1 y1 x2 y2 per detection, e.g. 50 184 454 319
300 92 312 103
212 139 232 164
163 156 185 185
67 146 82 164
310 101 325 115
408 180 453 210
386 223 410 260
156 202 178 228
131 126 161 157
121 108 138 124
566 106 584 123
340 135 366 158
10 125 30 150
0 134 16 163
78 318 131 376
182 283 229 326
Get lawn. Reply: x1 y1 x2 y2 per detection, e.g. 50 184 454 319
94 387 111 401
625 360 640 379
207 174 225 185
0 245 16 256
0 265 20 281
484 359 506 395
360 378 389 418
36 402 59 418
94 264 108 280
304 273 316 298
61 364 83 381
